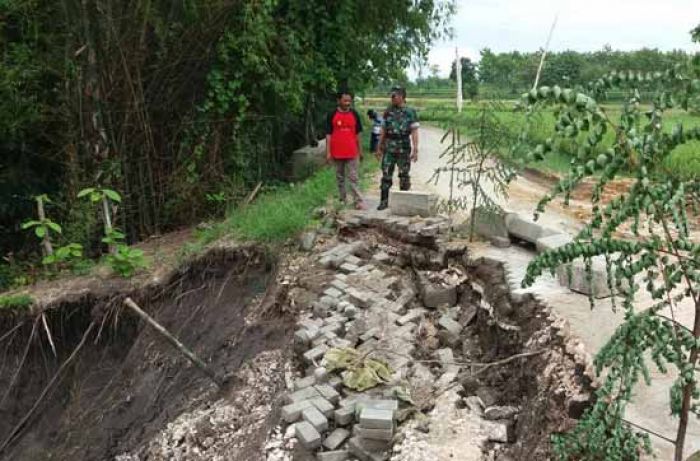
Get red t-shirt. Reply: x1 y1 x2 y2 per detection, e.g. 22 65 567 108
326 109 363 159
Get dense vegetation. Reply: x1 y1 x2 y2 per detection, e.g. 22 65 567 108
0 0 453 289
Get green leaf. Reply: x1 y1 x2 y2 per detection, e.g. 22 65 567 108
46 221 62 234
35 226 46 238
103 189 122 202
21 220 40 229
77 187 95 198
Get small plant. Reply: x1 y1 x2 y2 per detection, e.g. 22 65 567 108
101 229 146 277
0 294 33 310
21 194 61 256
78 187 121 253
41 243 84 267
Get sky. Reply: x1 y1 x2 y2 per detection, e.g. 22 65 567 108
417 0 700 78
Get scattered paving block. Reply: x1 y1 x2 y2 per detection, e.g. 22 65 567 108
505 212 558 244
320 296 339 308
353 425 393 441
296 421 322 450
331 279 349 292
556 256 614 298
435 348 455 368
312 336 328 348
345 255 362 266
421 283 457 308
483 405 519 421
347 289 371 308
343 304 359 319
314 384 341 405
490 236 512 248
354 399 399 418
329 338 353 349
317 450 351 461
389 190 438 217
348 436 390 461
360 327 380 342
281 400 315 423
483 421 513 443
536 233 573 253
294 376 316 391
359 408 394 430
438 315 463 338
372 251 392 264
300 319 324 330
304 344 330 365
470 206 508 239
294 329 311 348
323 428 351 450
328 376 343 390
397 308 425 326
313 302 331 319
310 397 335 418
334 406 355 426
287 386 322 404
321 322 344 336
324 287 344 299
339 263 360 274
336 273 348 281
303 406 329 433
314 367 329 383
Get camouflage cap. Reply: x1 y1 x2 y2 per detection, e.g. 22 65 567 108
389 86 406 97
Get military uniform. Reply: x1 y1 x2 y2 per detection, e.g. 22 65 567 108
380 105 419 205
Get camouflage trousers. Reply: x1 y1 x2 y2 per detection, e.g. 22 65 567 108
380 150 411 193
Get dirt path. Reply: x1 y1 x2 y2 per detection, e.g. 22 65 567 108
366 125 700 459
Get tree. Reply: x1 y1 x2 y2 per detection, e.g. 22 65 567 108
520 47 700 460
450 56 478 99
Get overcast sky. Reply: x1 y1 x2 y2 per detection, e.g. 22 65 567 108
418 0 700 77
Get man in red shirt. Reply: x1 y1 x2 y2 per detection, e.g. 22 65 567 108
326 90 365 209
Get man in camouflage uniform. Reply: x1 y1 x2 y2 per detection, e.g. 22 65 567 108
375 86 419 210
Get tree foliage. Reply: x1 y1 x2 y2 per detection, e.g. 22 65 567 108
520 38 700 460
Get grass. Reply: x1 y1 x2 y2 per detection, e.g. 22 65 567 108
0 293 33 310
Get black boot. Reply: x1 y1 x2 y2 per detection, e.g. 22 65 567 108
377 189 389 210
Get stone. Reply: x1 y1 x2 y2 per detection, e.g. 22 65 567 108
556 256 613 298
343 304 359 319
348 436 390 461
321 322 344 337
389 190 438 217
302 406 329 432
505 212 558 244
324 287 344 299
282 400 315 423
344 255 362 266
347 289 371 308
464 396 485 415
360 328 380 342
483 405 519 421
317 450 351 461
421 283 457 308
438 316 463 338
310 397 336 418
300 231 317 251
339 263 360 274
294 329 311 349
314 384 341 405
296 420 322 450
329 338 353 349
353 424 393 441
294 376 316 391
536 233 573 253
482 421 512 443
359 408 394 430
328 376 343 390
323 428 351 450
490 236 511 248
397 308 425 326
435 348 455 368
313 302 331 319
334 406 355 426
476 387 499 407
372 251 392 264
287 386 322 404
320 296 339 308
331 279 349 292
304 344 330 365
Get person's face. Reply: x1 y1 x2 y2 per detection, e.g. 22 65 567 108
338 94 352 110
391 92 405 106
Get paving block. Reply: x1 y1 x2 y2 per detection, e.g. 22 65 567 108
343 304 359 319
470 206 508 239
339 263 360 274
372 251 392 264
353 424 393 441
314 367 329 383
334 405 355 426
296 421 322 450
345 255 362 266
328 376 343 390
556 256 613 298
317 450 351 461
490 236 512 248
329 338 353 349
314 384 341 405
299 319 324 331
348 436 390 461
359 408 393 430
360 327 380 342
324 287 344 299
294 375 316 391
303 406 329 433
308 397 334 418
303 344 330 365
320 296 339 308
505 212 558 244
287 386 322 404
331 279 349 292
536 233 573 253
389 190 438 217
347 288 371 308
313 301 331 318
422 283 457 308
354 399 399 418
281 399 315 423
323 428 351 450
438 315 463 337
294 329 311 349
397 308 425 325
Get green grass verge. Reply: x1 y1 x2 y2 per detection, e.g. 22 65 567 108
0 294 33 310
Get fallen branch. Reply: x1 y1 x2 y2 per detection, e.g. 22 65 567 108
0 321 96 455
243 181 263 206
123 297 223 387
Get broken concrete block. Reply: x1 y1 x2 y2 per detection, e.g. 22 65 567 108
296 420 322 450
505 212 558 244
536 233 573 253
483 421 513 443
359 408 393 430
348 436 390 461
353 425 393 441
419 278 457 308
556 256 612 298
438 315 463 338
470 206 508 239
310 397 335 418
294 376 316 391
329 338 353 349
302 406 329 432
304 344 330 365
389 190 438 217
321 322 344 337
334 406 355 426
282 400 315 423
317 450 351 461
315 384 341 405
396 308 425 326
323 428 351 450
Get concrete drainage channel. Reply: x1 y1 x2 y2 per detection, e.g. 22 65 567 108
265 205 595 461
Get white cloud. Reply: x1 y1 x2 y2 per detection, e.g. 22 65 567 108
416 0 699 78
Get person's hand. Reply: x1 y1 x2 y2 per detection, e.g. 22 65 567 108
326 152 332 163
376 147 383 161
410 149 418 162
